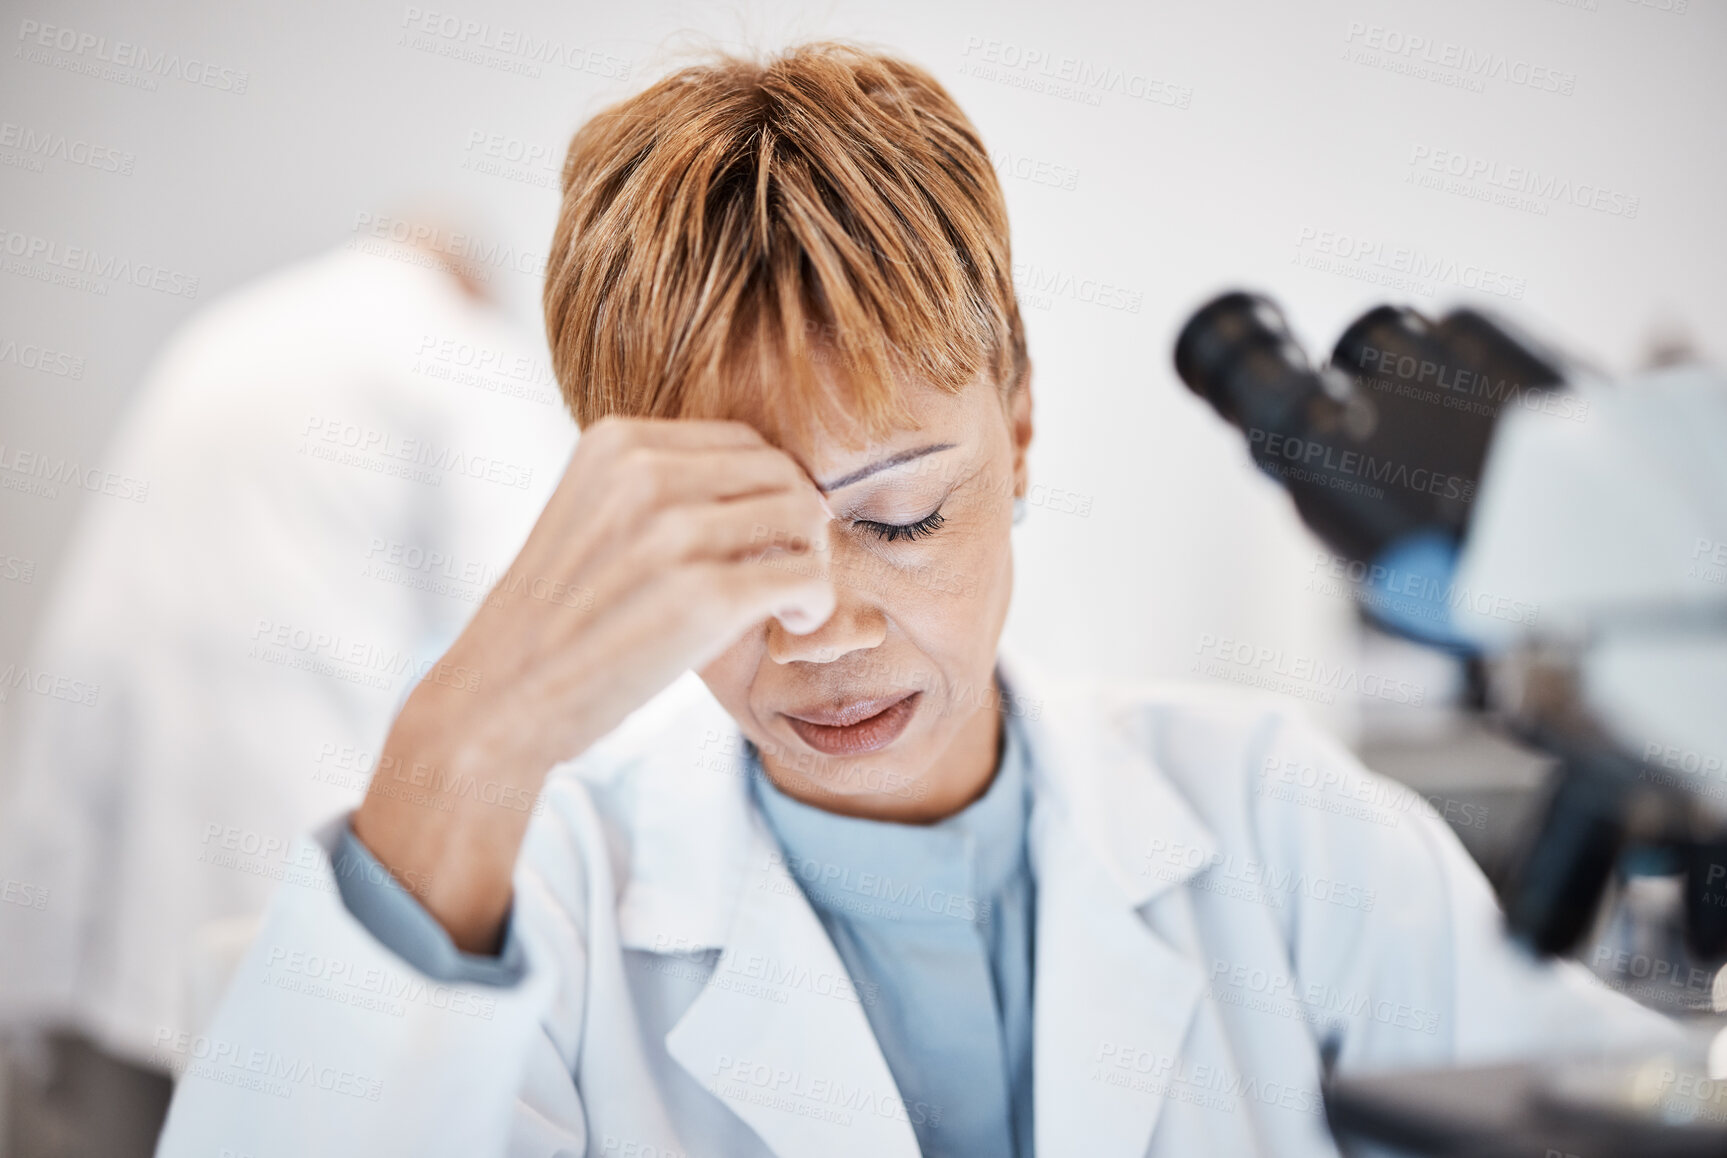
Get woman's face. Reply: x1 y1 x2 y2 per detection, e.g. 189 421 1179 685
698 371 1033 821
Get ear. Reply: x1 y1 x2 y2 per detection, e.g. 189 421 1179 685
1007 365 1034 499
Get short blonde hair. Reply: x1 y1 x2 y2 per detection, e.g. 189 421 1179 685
542 42 1027 439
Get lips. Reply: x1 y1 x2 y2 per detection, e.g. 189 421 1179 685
782 691 921 756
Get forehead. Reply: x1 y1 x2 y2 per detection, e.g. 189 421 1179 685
720 362 995 485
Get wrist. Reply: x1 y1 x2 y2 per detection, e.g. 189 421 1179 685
353 689 544 952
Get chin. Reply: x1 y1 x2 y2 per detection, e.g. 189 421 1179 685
760 701 946 809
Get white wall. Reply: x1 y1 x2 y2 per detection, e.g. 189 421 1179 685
3 0 1723 750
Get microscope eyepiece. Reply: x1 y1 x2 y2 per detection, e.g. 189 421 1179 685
1172 289 1569 641
1173 292 1315 428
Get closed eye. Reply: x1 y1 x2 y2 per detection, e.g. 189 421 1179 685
855 509 945 543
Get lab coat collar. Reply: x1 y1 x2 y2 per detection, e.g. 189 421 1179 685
606 653 1219 1158
1009 657 1219 1158
663 810 925 1157
1005 655 1220 910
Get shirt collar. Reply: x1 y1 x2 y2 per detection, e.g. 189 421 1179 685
597 650 1220 953
748 706 1032 927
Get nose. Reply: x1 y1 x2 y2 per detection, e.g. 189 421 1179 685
767 581 887 664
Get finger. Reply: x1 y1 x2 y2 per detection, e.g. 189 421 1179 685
683 556 838 649
533 417 775 526
617 446 819 509
572 491 828 617
551 555 834 708
526 444 816 579
582 415 770 451
646 490 833 564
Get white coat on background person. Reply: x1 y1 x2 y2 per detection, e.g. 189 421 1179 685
154 658 1678 1158
0 234 577 1070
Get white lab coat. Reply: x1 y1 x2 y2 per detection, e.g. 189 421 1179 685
0 239 575 1067
154 657 1674 1158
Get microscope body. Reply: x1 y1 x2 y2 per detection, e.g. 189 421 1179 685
1176 292 1727 1156
1176 293 1727 966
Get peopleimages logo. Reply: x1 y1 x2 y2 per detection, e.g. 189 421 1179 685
992 150 1080 192
1406 145 1639 219
767 850 993 924
1246 426 1476 505
411 331 559 405
1292 226 1527 301
0 441 151 502
1350 342 1590 424
0 227 200 298
1207 959 1442 1036
299 414 537 490
149 1028 382 1101
0 121 135 175
0 335 85 379
1304 550 1539 631
398 7 632 80
15 19 249 94
1192 634 1426 707
1012 261 1144 314
248 617 483 693
1341 22 1577 95
959 36 1193 109
349 212 545 280
0 663 99 707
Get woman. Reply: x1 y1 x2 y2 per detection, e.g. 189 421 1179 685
155 42 1669 1158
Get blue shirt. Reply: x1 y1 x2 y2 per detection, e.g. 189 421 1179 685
749 714 1036 1158
331 713 1037 1157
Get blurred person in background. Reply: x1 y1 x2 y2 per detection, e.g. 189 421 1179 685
0 220 576 1157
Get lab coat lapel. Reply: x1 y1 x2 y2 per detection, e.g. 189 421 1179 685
1012 664 1219 1158
663 817 922 1158
606 684 919 1158
612 661 1221 1158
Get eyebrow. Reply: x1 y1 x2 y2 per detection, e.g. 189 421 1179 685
817 442 958 492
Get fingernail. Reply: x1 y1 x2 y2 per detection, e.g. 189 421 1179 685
816 492 836 519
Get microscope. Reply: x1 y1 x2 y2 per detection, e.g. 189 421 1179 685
1175 292 1727 1157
